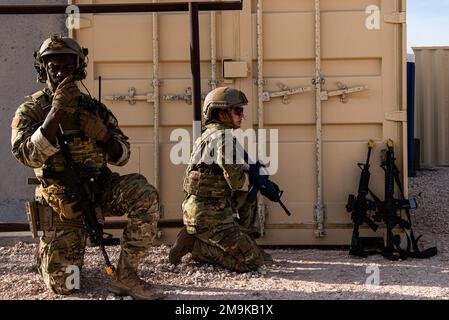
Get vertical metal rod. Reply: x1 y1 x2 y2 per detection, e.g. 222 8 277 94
152 0 160 191
257 0 264 131
314 0 325 237
256 0 266 236
98 76 102 103
210 6 217 90
190 2 202 141
400 0 409 196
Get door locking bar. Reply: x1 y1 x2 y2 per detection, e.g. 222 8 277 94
162 87 208 105
105 87 208 105
105 87 155 105
320 82 368 103
262 82 312 104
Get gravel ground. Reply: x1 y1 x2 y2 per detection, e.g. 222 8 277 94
0 167 448 300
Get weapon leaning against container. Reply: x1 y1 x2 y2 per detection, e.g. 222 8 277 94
345 140 379 257
373 139 437 260
346 139 437 260
55 124 116 276
239 145 291 216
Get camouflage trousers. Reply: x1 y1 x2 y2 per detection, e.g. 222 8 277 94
36 173 159 294
183 191 265 273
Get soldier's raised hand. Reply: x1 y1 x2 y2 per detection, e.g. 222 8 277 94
52 75 81 114
79 111 109 142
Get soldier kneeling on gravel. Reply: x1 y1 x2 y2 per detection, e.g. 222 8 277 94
11 35 164 300
169 87 272 272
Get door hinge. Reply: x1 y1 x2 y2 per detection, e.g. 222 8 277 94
384 12 406 24
385 110 407 122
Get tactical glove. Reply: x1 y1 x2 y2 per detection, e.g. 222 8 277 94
52 75 81 114
79 111 109 142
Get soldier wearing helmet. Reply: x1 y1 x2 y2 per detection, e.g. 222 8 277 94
11 35 164 299
169 87 272 272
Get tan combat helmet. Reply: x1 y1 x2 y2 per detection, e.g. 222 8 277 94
203 87 248 123
34 34 88 83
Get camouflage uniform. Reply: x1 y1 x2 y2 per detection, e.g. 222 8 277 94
11 88 159 294
182 122 265 272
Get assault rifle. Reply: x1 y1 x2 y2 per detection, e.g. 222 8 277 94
56 125 115 276
373 139 437 260
241 148 291 216
345 140 379 257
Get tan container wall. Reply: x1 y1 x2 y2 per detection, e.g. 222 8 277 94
73 0 407 245
413 47 449 167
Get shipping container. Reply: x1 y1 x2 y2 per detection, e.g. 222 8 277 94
413 46 449 168
72 0 408 245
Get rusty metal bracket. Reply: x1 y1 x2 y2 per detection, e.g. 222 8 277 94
262 82 312 104
320 82 368 103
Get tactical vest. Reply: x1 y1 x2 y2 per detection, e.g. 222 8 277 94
183 124 231 198
25 90 110 223
30 90 107 184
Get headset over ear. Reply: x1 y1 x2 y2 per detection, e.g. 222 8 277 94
34 34 88 83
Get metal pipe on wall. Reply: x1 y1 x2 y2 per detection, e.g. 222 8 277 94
0 2 243 14
256 0 267 235
400 0 409 196
210 7 217 90
152 1 160 192
313 0 325 237
190 2 202 141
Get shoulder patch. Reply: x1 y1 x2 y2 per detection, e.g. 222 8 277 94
11 116 22 128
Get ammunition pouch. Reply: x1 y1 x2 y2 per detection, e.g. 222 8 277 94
39 184 83 220
25 200 85 238
183 170 231 198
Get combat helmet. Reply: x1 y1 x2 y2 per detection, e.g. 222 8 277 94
34 34 88 83
203 87 248 123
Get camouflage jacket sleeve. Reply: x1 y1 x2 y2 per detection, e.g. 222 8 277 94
95 100 131 167
216 130 248 191
11 93 56 168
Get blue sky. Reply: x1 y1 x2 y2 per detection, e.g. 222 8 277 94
408 0 449 53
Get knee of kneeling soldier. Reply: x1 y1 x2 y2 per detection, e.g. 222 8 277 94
132 190 160 222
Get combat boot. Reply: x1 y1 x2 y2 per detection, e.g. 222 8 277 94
169 227 195 264
108 252 165 300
